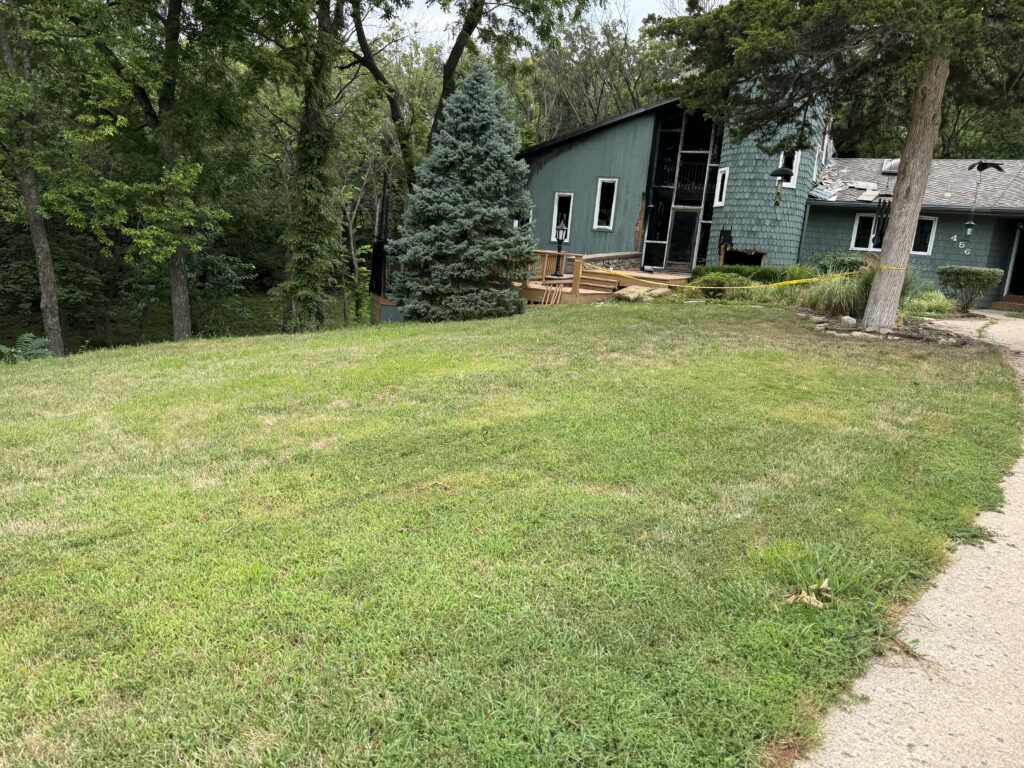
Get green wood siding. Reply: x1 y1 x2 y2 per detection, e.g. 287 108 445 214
525 115 655 255
799 206 1022 304
706 132 820 266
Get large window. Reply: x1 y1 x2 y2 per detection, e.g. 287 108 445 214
551 192 573 243
593 178 618 230
850 213 937 255
779 150 802 188
714 167 729 207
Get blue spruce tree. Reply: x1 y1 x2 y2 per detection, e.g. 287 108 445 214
390 60 535 321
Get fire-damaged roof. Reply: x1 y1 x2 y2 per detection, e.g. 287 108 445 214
810 157 1024 213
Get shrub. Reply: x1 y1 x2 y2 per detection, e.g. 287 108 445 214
936 266 1005 312
689 272 755 299
901 290 956 318
692 263 821 284
781 264 820 282
816 252 868 274
0 333 52 364
761 284 807 306
804 273 872 317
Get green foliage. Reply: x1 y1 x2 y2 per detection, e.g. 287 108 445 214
391 61 535 321
650 0 1013 154
275 6 347 332
804 274 872 318
937 266 1005 312
689 271 754 299
692 264 819 284
901 290 956 318
0 333 51 363
817 252 868 274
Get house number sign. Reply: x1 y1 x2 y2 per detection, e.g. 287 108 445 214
950 234 972 256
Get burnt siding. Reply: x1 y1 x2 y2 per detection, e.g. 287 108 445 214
706 132 819 266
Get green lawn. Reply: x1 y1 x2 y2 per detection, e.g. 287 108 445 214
1 303 1019 767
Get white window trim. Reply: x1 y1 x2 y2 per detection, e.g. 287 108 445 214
779 150 802 188
849 213 939 256
714 167 730 207
592 178 618 231
551 192 573 243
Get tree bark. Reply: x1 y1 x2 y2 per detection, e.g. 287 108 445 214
17 163 68 356
351 1 416 185
159 0 191 340
427 0 485 150
862 55 950 332
0 11 67 355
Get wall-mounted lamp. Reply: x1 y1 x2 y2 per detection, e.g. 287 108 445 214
769 165 794 206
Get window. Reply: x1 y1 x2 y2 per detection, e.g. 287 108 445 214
778 150 802 188
850 213 937 255
593 178 618 230
714 167 729 207
551 192 573 242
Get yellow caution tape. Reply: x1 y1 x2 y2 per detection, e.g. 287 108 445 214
577 262 906 292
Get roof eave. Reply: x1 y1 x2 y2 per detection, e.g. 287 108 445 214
518 97 681 159
807 199 1024 217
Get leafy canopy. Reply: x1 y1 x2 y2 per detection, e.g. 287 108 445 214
649 0 1023 153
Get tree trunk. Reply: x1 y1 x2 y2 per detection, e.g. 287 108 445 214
862 55 950 332
18 164 68 356
0 11 67 356
169 245 191 340
427 0 485 151
159 0 191 341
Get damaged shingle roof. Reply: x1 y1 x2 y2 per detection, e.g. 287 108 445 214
811 157 1024 212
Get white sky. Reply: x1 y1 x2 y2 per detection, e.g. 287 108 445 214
409 0 671 41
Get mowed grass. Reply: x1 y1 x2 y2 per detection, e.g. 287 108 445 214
0 303 1019 767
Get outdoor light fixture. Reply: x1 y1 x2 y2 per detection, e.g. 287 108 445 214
769 165 794 206
963 160 1004 238
551 216 569 278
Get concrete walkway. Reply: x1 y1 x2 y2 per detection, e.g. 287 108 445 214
798 311 1024 768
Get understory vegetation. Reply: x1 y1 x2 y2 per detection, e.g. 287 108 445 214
1 304 1020 766
689 254 962 320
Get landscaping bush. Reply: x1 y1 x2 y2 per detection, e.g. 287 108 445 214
693 265 782 283
901 290 956 318
781 264 820 282
816 252 868 274
689 272 754 299
692 263 820 284
936 266 1005 312
0 333 51 364
804 274 871 318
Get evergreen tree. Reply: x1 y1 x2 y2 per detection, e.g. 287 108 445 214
390 60 534 322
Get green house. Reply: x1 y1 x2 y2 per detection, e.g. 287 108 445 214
519 100 1024 306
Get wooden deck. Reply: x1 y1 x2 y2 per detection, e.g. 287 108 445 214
518 251 690 305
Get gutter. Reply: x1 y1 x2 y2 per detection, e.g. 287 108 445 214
806 200 1024 216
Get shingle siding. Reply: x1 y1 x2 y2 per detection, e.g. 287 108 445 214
799 206 1022 305
706 132 820 266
